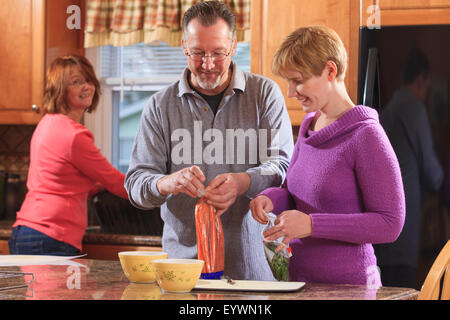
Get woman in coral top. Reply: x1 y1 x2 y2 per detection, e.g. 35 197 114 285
9 55 128 255
250 26 405 286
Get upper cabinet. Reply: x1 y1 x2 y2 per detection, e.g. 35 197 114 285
0 0 84 125
250 0 360 126
374 0 450 26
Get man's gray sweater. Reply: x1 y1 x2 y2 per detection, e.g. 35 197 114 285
125 64 294 280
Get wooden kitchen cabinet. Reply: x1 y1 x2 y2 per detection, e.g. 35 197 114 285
82 244 162 261
250 0 360 126
367 0 450 26
0 0 84 125
0 240 9 255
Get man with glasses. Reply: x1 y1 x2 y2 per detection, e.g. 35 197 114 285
125 1 293 280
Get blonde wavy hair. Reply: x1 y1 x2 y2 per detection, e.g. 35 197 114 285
272 25 348 81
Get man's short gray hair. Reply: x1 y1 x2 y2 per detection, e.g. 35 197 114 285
182 1 236 41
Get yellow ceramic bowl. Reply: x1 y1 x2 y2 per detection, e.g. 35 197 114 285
152 259 204 293
118 251 168 283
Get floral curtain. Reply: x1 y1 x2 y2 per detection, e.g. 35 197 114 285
84 0 251 48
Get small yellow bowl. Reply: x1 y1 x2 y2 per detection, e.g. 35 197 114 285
152 259 204 293
118 251 168 283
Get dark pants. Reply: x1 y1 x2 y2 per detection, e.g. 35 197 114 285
379 265 417 289
9 225 80 256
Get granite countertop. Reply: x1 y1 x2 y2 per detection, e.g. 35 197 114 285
0 221 162 247
0 259 419 300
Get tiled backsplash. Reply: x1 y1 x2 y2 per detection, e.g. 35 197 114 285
0 125 35 181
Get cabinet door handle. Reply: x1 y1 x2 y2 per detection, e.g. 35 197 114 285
31 104 39 112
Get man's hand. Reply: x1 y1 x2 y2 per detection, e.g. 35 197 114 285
157 166 206 198
204 173 250 216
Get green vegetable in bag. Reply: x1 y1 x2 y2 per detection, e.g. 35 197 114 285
262 212 292 281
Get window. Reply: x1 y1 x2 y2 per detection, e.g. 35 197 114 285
99 41 250 173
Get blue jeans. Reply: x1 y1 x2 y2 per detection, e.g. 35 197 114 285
9 226 80 256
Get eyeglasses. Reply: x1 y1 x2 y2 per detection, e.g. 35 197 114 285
186 46 233 62
69 78 89 87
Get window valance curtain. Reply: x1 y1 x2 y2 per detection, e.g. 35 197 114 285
84 0 251 48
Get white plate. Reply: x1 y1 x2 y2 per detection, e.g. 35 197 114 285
194 279 305 292
0 254 86 266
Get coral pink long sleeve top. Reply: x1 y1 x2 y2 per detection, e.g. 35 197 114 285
13 114 128 250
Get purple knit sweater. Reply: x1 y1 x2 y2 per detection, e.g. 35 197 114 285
259 106 405 286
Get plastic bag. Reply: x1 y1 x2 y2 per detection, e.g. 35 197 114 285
262 212 292 281
195 197 225 279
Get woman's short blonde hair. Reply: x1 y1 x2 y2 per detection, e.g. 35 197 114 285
272 25 348 81
42 55 101 114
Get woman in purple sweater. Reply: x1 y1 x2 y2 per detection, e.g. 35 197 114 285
250 26 405 286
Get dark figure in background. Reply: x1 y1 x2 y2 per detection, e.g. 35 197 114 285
374 49 444 288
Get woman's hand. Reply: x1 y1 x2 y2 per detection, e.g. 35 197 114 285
263 210 312 246
249 195 274 224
